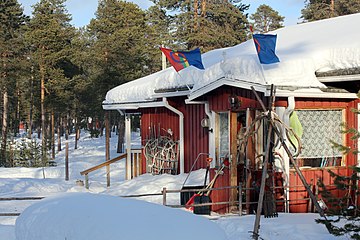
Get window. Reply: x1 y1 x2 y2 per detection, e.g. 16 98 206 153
218 112 229 160
294 109 344 167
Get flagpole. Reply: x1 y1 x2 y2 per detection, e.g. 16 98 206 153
161 44 167 70
250 26 268 85
176 71 191 91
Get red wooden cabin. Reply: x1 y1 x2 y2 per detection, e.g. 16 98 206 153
103 14 360 214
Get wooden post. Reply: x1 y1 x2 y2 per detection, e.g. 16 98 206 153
229 111 238 212
246 108 255 214
253 123 273 240
355 179 359 209
85 174 89 189
139 151 143 175
308 180 313 213
65 142 69 181
162 187 167 206
105 112 110 187
125 114 132 180
239 184 243 216
315 183 319 213
134 152 138 178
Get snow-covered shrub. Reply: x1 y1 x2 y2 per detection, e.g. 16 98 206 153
11 138 56 167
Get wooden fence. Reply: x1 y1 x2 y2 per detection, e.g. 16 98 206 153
0 183 344 217
80 149 142 189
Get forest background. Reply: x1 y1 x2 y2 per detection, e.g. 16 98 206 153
1 0 360 167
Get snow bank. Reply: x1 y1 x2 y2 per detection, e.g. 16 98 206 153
216 213 341 240
15 192 227 240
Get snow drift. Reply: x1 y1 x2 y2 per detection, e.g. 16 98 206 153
15 192 227 240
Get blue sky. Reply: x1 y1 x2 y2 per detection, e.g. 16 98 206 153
18 0 304 27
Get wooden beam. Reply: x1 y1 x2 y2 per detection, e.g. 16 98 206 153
229 111 238 212
246 108 255 214
80 153 127 176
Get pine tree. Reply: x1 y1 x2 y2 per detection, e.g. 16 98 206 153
335 0 360 16
145 5 174 73
0 0 28 166
154 0 249 52
316 167 360 239
301 0 360 22
301 0 334 21
250 4 284 33
87 0 151 121
24 0 75 161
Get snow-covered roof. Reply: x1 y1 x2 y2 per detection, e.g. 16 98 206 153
104 13 360 107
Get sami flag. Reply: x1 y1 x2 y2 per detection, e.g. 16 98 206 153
160 47 205 72
252 34 280 64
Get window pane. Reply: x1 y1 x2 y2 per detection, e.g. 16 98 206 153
219 112 229 158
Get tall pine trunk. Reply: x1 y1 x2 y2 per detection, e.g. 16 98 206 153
65 114 69 140
117 116 125 153
201 0 206 18
40 47 47 162
14 89 20 135
57 116 62 152
1 89 9 166
28 66 34 139
194 0 198 31
74 117 79 150
51 111 55 159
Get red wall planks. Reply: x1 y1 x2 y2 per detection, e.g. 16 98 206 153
183 103 209 172
139 100 209 174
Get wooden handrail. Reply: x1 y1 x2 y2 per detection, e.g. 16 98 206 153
80 153 127 176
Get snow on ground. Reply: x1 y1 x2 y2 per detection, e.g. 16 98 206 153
0 131 348 240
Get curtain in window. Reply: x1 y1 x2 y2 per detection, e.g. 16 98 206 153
295 110 343 158
219 112 229 158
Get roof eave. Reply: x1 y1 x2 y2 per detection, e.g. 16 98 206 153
151 89 191 99
187 77 268 101
317 74 360 83
275 89 358 99
102 100 166 110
